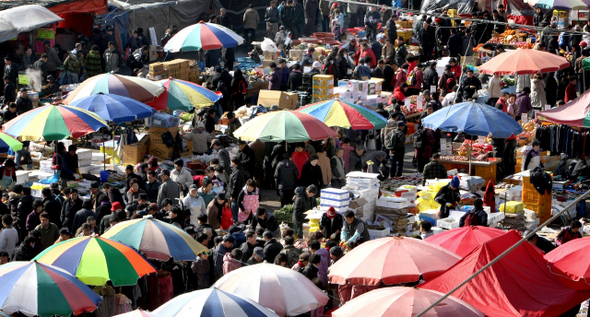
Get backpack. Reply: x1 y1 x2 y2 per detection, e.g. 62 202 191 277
413 127 426 149
384 127 396 150
464 212 480 226
406 70 416 86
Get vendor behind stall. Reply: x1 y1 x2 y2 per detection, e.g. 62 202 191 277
435 176 460 218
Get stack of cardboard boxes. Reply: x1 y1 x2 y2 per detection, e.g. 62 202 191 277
148 59 200 82
148 126 178 160
312 74 334 103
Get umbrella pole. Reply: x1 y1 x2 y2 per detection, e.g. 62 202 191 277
469 136 472 175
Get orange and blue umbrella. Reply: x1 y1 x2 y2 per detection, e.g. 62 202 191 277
148 78 222 111
0 261 102 317
2 104 108 141
297 98 387 130
164 21 244 52
101 216 208 261
34 236 156 287
68 93 155 124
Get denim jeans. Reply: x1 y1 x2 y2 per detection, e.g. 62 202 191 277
231 201 239 223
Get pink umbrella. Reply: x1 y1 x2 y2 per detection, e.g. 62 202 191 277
329 237 461 286
425 226 505 257
538 88 590 127
332 287 484 317
478 48 569 75
545 237 590 283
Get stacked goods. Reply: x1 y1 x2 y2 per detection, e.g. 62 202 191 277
77 149 93 174
500 211 526 231
346 172 381 221
148 126 179 160
521 175 552 223
149 63 168 80
375 197 411 235
347 187 379 218
312 74 334 103
524 208 540 231
320 188 350 213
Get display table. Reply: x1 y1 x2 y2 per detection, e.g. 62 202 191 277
440 158 502 185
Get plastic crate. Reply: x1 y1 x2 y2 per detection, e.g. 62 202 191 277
437 217 460 230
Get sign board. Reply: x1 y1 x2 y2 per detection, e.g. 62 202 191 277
522 113 528 123
18 74 29 85
430 85 436 93
545 105 551 111
404 98 411 111
416 96 423 110
478 136 485 144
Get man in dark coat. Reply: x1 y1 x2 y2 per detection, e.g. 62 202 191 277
435 176 461 218
227 157 246 222
447 28 462 57
419 21 436 62
61 188 83 232
320 206 344 241
292 185 317 238
41 188 62 228
274 153 299 207
262 230 283 262
237 140 256 179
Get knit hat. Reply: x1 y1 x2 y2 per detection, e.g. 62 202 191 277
111 201 122 211
450 176 460 188
253 247 266 259
327 206 337 219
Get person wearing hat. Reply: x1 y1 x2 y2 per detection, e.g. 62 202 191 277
422 153 448 185
293 185 317 238
40 74 60 98
458 68 481 102
182 121 212 156
247 246 266 265
98 201 121 234
434 176 461 218
183 184 206 226
157 169 180 207
320 206 344 241
15 88 32 116
213 235 234 279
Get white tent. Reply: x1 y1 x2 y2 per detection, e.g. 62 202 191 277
0 5 62 34
0 18 17 44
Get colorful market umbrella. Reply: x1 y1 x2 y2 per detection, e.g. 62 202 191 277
0 131 22 152
425 226 506 257
148 78 222 111
233 110 337 142
2 104 108 141
67 93 155 124
63 73 165 104
526 0 590 10
297 98 387 130
154 288 279 317
421 101 523 138
101 215 208 261
164 21 244 52
34 236 156 286
332 287 484 317
478 48 570 75
114 309 161 317
0 261 102 317
213 263 329 317
538 88 590 127
329 237 461 286
545 237 590 284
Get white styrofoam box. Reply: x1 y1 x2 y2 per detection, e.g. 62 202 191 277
319 204 348 212
407 214 417 223
437 217 460 230
346 171 381 181
39 160 53 173
321 188 349 200
525 218 540 230
523 208 538 221
432 226 444 235
15 171 30 185
449 209 466 219
425 179 451 187
78 166 97 174
369 228 389 239
79 158 92 167
320 197 350 208
77 149 92 160
488 212 505 226
345 183 380 191
377 196 411 209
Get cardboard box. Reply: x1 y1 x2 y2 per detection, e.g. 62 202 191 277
123 144 148 164
261 60 274 67
263 51 278 61
312 74 334 87
312 87 334 96
149 143 174 160
257 90 298 110
149 126 179 144
289 49 303 61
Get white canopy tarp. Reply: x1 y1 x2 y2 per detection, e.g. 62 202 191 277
0 18 17 44
0 5 62 34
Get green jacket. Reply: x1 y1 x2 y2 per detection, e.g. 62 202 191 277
85 50 102 77
64 54 83 74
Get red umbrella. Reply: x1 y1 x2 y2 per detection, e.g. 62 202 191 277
425 226 505 257
328 237 461 286
332 287 484 317
478 48 569 75
545 237 590 284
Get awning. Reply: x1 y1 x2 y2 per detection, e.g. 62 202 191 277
0 5 63 34
48 0 108 16
0 18 17 43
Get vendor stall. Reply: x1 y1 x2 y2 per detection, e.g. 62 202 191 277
439 158 502 186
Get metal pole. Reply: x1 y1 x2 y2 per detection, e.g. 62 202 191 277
415 189 590 317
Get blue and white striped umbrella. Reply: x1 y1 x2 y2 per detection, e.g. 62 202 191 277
154 288 279 317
